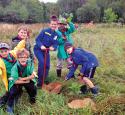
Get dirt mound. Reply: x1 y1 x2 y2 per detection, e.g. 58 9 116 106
43 82 63 94
68 98 96 110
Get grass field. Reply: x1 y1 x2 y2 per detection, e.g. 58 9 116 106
0 23 125 115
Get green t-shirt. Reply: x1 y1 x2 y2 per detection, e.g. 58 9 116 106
9 59 36 90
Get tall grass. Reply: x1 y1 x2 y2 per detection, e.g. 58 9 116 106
0 23 125 114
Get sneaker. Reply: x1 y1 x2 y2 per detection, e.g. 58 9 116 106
0 99 6 107
6 106 14 115
90 86 99 95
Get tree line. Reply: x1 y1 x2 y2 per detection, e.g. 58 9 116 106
0 0 125 23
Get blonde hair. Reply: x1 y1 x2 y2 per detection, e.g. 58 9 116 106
17 25 32 37
17 48 29 58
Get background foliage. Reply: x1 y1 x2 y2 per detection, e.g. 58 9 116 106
0 0 125 23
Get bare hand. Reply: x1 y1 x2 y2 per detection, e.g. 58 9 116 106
19 77 27 81
41 45 46 50
24 80 30 83
49 46 54 51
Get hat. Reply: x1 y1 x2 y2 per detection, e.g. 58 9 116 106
0 42 10 49
64 42 73 50
50 15 58 21
58 15 67 24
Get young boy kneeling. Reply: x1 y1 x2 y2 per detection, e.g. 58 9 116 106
64 42 99 95
7 48 37 114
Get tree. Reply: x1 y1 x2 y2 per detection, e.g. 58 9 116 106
4 0 29 22
24 0 44 23
76 3 100 23
57 0 86 21
103 8 118 23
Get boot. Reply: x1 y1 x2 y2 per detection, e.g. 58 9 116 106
80 85 88 94
90 86 99 96
57 69 61 77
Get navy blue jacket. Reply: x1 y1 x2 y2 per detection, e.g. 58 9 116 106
66 48 99 79
34 28 58 50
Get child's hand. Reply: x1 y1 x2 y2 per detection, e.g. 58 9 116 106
24 80 30 83
19 77 27 81
41 45 46 50
49 46 54 51
65 76 69 81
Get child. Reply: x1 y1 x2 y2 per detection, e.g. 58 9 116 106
64 42 99 95
0 41 25 107
11 25 34 60
34 15 59 87
56 15 76 77
7 48 37 114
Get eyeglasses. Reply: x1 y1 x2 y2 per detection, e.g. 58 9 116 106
18 57 28 59
0 49 9 53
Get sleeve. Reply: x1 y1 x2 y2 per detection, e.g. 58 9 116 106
30 60 34 74
10 65 19 83
10 40 26 58
58 37 65 45
25 40 34 60
35 30 45 48
0 68 8 91
66 64 78 80
56 30 65 45
0 59 8 91
0 68 2 76
67 22 76 34
8 64 19 90
27 59 34 75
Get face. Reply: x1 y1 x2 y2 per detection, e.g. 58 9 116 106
18 56 28 66
18 29 28 40
49 20 58 30
58 23 68 32
66 47 73 54
0 49 10 58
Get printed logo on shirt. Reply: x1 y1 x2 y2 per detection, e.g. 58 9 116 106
45 32 51 36
53 36 57 40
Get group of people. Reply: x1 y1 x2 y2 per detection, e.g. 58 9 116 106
0 14 99 114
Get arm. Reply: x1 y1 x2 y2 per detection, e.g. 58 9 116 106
0 59 8 91
67 22 76 34
10 40 26 58
18 72 35 81
56 30 66 45
35 30 45 49
15 79 30 84
65 64 78 80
